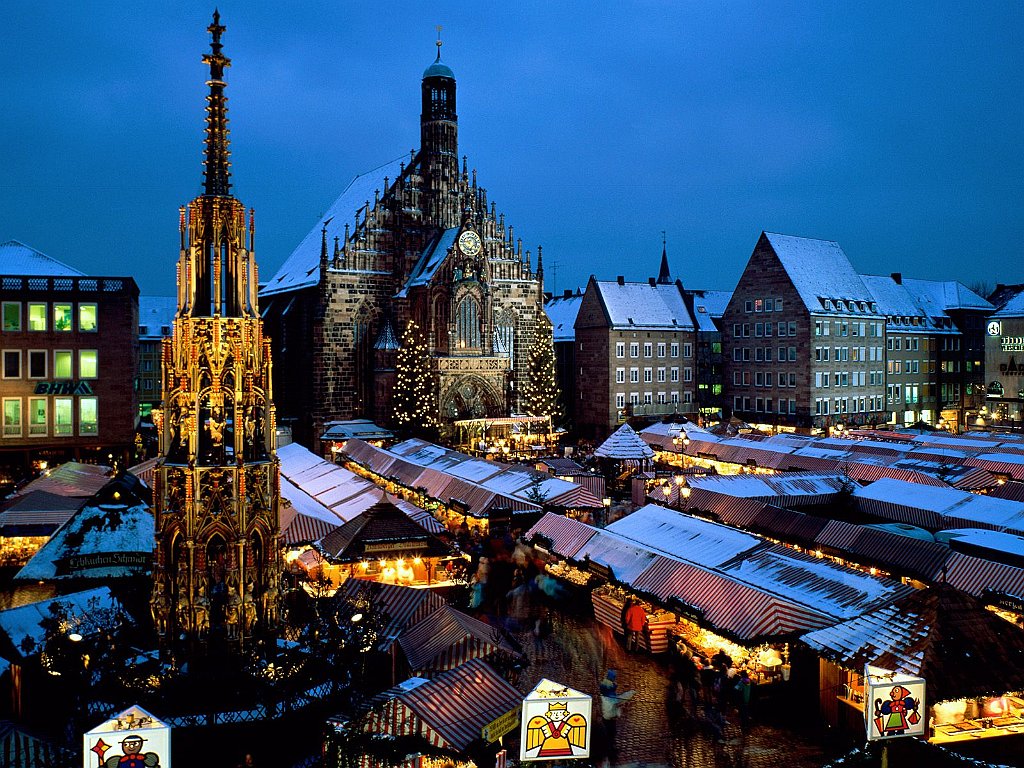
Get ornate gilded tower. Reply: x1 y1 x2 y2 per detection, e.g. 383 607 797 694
151 12 282 645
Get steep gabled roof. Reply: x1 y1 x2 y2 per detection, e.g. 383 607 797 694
689 289 731 332
591 280 694 331
990 284 1024 318
901 277 993 313
400 227 459 294
316 495 452 562
261 157 407 296
0 241 84 277
762 232 874 313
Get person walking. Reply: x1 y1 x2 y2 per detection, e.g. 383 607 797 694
623 600 647 652
599 669 621 762
736 669 753 729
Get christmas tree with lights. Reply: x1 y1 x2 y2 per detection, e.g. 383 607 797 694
520 321 560 420
392 319 440 438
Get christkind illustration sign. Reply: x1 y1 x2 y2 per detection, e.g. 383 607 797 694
84 704 170 767
520 678 591 762
864 664 926 741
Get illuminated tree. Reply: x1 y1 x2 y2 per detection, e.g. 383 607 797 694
392 320 440 439
520 321 560 420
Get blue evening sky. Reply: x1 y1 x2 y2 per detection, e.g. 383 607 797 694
1 1 1021 298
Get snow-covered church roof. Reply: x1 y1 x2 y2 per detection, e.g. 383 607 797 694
261 157 406 297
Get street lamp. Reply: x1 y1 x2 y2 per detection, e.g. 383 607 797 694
680 486 691 511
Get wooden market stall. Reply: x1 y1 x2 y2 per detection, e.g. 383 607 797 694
802 583 1024 745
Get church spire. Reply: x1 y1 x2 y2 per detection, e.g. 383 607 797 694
202 9 232 196
657 231 672 284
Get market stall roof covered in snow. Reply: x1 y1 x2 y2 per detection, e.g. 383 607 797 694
0 588 124 662
594 423 655 460
359 657 522 753
0 491 89 537
855 478 1024 535
801 583 1024 703
315 496 453 563
6 461 111 499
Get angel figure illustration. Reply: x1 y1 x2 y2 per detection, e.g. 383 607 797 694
525 700 587 758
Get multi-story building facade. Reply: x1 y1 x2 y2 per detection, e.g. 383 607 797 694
138 296 176 421
984 285 1024 425
574 275 697 441
723 232 886 432
0 240 138 485
685 289 730 423
545 288 584 429
260 45 548 449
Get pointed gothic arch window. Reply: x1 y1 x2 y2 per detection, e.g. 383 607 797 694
495 308 516 369
455 295 481 352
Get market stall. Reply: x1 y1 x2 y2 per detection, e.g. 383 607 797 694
591 584 677 654
802 583 1024 744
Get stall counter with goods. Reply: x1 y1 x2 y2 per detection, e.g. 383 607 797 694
591 585 677 654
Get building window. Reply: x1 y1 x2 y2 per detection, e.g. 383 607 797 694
144 379 153 391
53 303 73 332
454 295 481 350
630 343 639 358
616 367 625 384
657 367 666 382
2 398 21 438
643 368 653 383
28 397 46 436
643 343 652 358
789 398 796 414
2 302 20 332
616 342 625 358
28 350 46 379
630 367 639 383
775 299 783 311
777 322 786 337
54 397 74 436
643 392 652 404
682 343 691 358
683 367 692 382
2 350 20 379
78 303 98 332
79 397 98 435
615 393 625 408
670 367 679 382
745 300 753 313
54 350 73 379
79 350 98 379
28 303 47 331
657 343 666 357
672 391 680 404
629 392 639 405
657 391 666 404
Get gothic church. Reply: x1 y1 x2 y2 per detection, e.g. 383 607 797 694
260 42 549 449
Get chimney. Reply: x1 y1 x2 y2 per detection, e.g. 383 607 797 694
563 289 572 299
617 275 625 285
891 272 902 285
649 277 657 287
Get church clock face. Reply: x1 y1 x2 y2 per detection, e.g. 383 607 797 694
458 229 482 257
988 321 1001 337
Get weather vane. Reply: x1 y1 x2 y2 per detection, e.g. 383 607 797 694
436 25 443 57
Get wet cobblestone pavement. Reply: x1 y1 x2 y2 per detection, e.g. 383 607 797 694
507 609 843 768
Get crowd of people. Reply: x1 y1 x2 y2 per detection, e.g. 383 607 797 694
666 643 754 738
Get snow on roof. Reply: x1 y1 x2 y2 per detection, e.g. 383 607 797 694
762 232 875 313
260 157 407 296
0 240 85 277
861 275 931 322
901 277 992 313
16 502 153 581
545 292 584 342
594 423 655 460
607 504 762 568
854 478 968 513
138 296 177 339
445 458 505 484
940 528 1024 558
592 280 695 331
992 286 1024 318
687 472 843 499
401 228 460 295
574 530 659 584
0 587 121 660
690 289 731 332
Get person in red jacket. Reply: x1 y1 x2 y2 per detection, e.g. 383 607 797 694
623 600 648 652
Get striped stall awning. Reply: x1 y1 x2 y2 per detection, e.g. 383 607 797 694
545 484 603 510
363 658 522 752
688 492 767 528
280 510 339 547
525 512 596 558
334 580 445 648
963 456 1024 481
942 551 1024 600
632 555 834 641
815 522 953 582
857 497 944 530
398 605 520 674
748 505 828 546
949 467 999 491
844 464 946 487
0 722 64 768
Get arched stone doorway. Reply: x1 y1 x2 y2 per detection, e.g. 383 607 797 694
441 375 504 420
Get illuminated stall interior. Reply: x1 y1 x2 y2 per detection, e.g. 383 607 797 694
311 497 456 589
450 415 554 458
803 583 1024 743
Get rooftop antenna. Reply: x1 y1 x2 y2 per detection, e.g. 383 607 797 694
435 25 443 60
